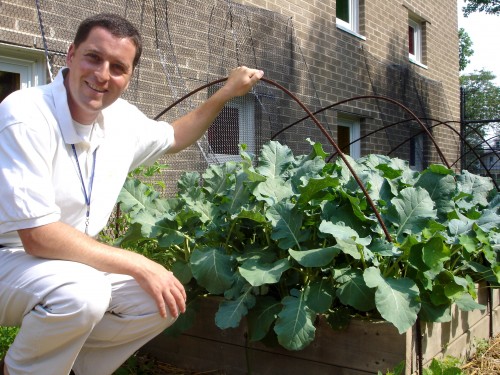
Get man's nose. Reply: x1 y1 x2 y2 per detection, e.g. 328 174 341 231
95 62 110 82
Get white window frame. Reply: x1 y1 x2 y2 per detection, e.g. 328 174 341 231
408 18 426 68
338 116 361 160
210 95 255 164
0 44 47 89
336 0 365 40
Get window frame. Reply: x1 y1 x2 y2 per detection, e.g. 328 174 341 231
0 44 47 89
208 94 256 164
336 0 365 40
407 17 427 68
337 116 361 160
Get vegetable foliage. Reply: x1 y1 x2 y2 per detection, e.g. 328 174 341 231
117 140 499 351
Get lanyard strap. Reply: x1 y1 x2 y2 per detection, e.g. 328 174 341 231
71 144 97 235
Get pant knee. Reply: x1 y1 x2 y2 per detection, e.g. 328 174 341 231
42 270 112 328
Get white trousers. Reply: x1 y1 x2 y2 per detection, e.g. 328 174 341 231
0 248 176 375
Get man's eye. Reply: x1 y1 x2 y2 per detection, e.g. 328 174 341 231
112 64 125 74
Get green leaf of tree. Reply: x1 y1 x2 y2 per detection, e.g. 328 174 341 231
190 247 235 294
274 290 316 351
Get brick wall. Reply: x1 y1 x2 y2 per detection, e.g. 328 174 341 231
1 0 461 187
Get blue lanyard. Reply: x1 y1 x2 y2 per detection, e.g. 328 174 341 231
71 144 97 235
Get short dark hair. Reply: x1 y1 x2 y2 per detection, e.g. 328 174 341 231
73 13 143 68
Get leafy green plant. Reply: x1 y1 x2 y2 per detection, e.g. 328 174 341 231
0 326 18 359
117 140 499 351
423 356 463 375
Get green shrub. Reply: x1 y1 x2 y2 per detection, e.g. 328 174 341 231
0 326 18 359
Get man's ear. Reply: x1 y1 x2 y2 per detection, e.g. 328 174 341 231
66 44 75 66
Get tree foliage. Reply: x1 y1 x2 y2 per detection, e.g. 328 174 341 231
462 0 500 17
460 70 500 172
461 70 500 123
458 28 474 71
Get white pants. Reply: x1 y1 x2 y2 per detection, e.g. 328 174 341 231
0 248 176 375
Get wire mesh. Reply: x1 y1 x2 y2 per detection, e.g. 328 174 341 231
29 0 460 196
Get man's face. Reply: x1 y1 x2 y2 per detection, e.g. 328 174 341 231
65 26 136 124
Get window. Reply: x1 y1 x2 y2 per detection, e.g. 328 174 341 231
337 116 360 159
408 17 426 67
409 134 424 171
0 44 47 102
336 0 365 39
208 95 255 163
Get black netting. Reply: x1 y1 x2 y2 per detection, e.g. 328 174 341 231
32 0 461 192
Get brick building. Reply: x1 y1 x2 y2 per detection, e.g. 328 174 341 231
0 0 461 193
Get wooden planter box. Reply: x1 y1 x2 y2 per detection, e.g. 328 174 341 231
141 285 500 375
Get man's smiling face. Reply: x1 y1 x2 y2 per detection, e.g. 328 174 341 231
64 26 136 124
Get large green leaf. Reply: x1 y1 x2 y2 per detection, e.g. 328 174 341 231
422 237 451 273
253 177 294 205
247 296 282 342
457 170 494 207
305 279 335 313
215 289 256 329
118 178 159 216
239 258 291 287
266 201 309 249
190 247 235 294
335 268 375 312
416 169 456 219
274 290 316 351
289 246 340 267
202 162 237 195
255 141 294 179
364 267 421 333
297 175 339 206
384 187 437 241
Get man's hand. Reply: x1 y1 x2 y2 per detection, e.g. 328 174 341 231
19 222 187 319
132 256 187 319
220 66 265 99
168 65 264 154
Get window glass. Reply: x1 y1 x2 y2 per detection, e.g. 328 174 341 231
408 18 422 63
337 0 349 23
337 117 361 159
0 71 20 102
408 25 415 55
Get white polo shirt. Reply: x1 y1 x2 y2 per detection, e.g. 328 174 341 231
0 68 174 246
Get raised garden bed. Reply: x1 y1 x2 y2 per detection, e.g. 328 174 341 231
142 286 500 375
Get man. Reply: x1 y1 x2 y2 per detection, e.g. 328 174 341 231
0 13 263 375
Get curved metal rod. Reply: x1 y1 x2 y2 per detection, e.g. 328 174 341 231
155 76 393 242
273 95 451 169
388 119 499 191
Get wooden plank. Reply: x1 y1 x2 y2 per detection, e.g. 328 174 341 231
141 287 499 375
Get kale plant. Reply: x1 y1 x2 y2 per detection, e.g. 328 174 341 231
117 140 499 350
